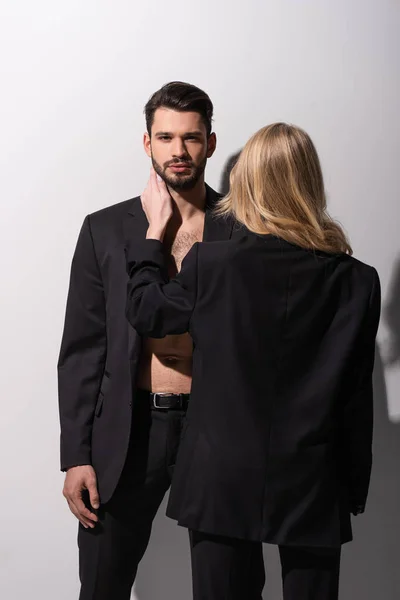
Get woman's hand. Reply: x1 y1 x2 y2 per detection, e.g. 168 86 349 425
141 168 173 241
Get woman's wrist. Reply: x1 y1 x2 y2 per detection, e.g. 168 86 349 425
146 224 168 241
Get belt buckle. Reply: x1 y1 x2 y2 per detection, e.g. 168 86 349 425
152 392 175 409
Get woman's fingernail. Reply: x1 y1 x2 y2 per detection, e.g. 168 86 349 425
156 175 162 182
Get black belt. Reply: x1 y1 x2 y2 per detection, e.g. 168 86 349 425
137 389 190 411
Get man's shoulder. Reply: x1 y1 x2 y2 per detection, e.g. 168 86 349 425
80 196 142 252
88 196 140 225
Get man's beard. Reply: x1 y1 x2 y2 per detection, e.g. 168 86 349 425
151 154 207 191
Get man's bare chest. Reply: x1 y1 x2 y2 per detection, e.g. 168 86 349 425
168 228 203 274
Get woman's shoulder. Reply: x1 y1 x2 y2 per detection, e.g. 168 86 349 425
338 252 377 276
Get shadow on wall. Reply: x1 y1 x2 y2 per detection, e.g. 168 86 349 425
340 343 400 599
219 150 242 196
132 159 400 600
340 258 400 599
383 257 400 368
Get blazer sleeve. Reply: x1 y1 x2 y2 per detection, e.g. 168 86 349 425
125 239 199 338
341 268 381 515
57 215 107 471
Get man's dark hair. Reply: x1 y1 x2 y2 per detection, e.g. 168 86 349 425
144 81 213 137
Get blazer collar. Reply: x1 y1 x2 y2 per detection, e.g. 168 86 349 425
203 184 233 242
126 183 233 241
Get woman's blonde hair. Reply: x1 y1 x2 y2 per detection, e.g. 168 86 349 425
216 123 352 255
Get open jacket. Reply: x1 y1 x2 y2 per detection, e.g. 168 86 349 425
57 186 233 503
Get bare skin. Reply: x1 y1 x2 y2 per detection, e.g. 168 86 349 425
63 108 215 527
63 465 99 528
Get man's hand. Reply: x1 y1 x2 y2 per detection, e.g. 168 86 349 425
63 465 100 529
141 168 173 241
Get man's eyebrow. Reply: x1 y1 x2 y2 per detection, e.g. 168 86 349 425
154 130 204 137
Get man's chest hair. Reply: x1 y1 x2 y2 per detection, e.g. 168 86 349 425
169 229 203 271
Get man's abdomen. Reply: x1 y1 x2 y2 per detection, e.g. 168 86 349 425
136 333 193 393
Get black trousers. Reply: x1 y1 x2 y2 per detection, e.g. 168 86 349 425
190 530 341 600
78 392 186 599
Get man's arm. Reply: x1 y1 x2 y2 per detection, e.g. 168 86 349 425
341 269 381 515
58 215 106 527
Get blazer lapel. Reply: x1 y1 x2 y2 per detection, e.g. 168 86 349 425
203 184 234 242
123 196 149 363
124 196 149 239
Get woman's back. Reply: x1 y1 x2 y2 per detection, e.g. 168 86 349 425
192 232 376 404
164 231 380 546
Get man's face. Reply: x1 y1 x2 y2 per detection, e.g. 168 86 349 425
144 108 216 191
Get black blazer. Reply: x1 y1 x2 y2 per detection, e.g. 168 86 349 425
125 232 381 547
57 186 233 504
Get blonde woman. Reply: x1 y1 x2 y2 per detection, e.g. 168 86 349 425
125 123 380 600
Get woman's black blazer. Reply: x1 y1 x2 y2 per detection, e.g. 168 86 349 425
125 231 380 547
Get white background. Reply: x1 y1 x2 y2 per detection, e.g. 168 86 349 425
0 1 399 598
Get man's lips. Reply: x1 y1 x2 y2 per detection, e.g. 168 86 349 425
168 164 191 172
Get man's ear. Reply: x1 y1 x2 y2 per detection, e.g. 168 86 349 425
207 132 217 158
143 132 151 158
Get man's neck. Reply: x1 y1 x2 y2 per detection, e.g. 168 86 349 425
167 178 207 223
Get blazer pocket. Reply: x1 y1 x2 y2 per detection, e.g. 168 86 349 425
180 418 189 443
99 371 111 396
95 372 111 417
95 394 104 417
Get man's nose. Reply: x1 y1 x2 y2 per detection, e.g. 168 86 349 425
171 138 187 157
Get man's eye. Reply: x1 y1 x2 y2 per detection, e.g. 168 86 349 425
159 136 171 141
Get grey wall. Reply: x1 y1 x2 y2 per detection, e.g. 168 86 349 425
0 1 399 598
